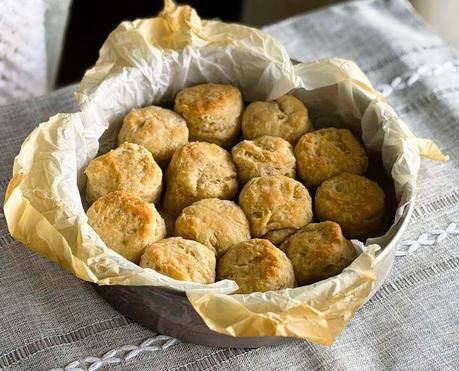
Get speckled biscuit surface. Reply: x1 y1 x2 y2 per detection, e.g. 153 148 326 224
175 198 250 257
239 175 313 238
118 105 188 166
140 237 216 284
217 239 296 294
242 95 313 144
315 173 385 239
162 142 238 216
295 128 368 187
84 142 163 205
86 191 166 262
174 83 243 148
231 135 296 185
280 221 357 285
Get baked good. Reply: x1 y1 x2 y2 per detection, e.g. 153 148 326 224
84 142 162 204
140 237 216 284
241 95 313 144
280 221 357 285
238 175 313 241
174 83 243 148
315 173 385 238
86 191 166 262
118 105 188 166
175 198 251 257
162 142 238 216
217 239 295 293
231 135 296 185
295 128 368 187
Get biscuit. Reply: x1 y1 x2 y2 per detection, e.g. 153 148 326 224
140 237 216 284
280 221 357 285
174 83 243 148
217 239 296 294
118 105 188 166
162 142 238 216
239 175 313 238
87 191 166 262
315 173 385 239
84 142 162 205
242 95 313 144
231 135 296 185
295 128 368 187
175 198 251 257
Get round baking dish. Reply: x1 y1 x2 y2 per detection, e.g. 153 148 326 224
93 156 414 348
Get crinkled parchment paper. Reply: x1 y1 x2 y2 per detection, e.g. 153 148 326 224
3 0 447 345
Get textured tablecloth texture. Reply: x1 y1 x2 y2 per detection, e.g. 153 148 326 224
0 0 458 369
0 0 47 105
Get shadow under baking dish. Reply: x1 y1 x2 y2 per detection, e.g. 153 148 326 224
93 152 412 348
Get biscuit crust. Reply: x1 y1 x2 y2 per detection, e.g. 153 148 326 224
217 239 296 293
118 105 189 166
175 198 250 257
239 175 313 238
162 142 238 216
315 173 385 239
87 191 166 262
231 135 296 185
242 95 313 144
295 128 368 187
84 142 163 205
280 221 357 285
174 83 243 148
140 237 216 284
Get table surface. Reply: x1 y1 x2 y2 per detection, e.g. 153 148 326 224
1 0 458 370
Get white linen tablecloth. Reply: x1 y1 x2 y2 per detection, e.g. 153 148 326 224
0 0 457 369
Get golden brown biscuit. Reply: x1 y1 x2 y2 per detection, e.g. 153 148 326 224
87 191 166 262
315 173 385 239
118 105 188 166
242 95 313 144
174 83 243 148
295 128 368 187
231 135 296 185
84 142 162 205
175 198 250 257
217 239 295 294
280 221 357 285
162 142 238 216
239 175 313 238
140 237 216 284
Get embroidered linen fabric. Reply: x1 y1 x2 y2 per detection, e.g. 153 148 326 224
0 0 457 369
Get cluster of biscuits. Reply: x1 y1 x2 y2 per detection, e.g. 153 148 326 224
84 83 386 294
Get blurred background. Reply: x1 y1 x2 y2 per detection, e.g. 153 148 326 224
1 0 458 105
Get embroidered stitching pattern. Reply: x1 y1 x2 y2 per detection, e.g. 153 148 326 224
396 223 459 256
377 60 459 96
0 317 132 368
50 334 179 371
412 190 459 220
